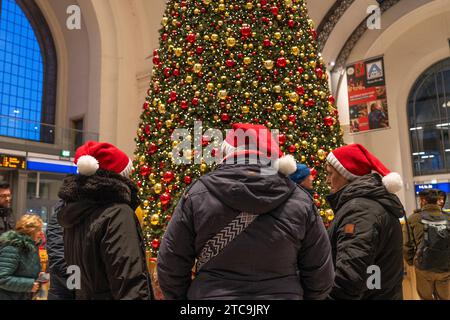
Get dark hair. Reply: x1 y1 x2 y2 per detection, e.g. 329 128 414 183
0 182 10 190
419 189 439 205
438 190 447 202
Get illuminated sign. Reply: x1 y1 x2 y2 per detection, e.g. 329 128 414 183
415 183 450 194
0 154 27 169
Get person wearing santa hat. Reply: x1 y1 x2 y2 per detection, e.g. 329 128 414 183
158 123 334 300
325 143 405 300
57 141 153 300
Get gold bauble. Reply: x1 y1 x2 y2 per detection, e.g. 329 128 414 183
174 47 183 57
200 163 207 172
242 106 250 114
227 37 236 47
291 46 299 56
318 149 326 161
193 63 202 73
165 120 172 128
274 32 281 40
301 155 306 163
264 60 274 70
185 76 193 84
243 57 252 65
301 140 308 148
244 92 251 99
211 34 219 42
289 92 299 103
218 90 228 100
150 214 160 226
203 0 211 4
184 149 193 159
158 104 166 114
162 17 168 26
261 87 268 94
273 85 281 93
207 83 214 91
274 102 283 111
282 115 288 121
154 183 162 194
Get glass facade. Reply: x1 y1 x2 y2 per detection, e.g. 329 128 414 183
408 58 450 176
0 0 44 141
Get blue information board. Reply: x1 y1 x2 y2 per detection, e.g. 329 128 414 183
415 183 450 194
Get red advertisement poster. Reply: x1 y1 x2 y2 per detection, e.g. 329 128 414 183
346 57 389 133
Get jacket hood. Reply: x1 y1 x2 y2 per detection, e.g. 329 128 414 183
0 231 36 252
57 170 140 228
327 173 405 219
199 164 297 215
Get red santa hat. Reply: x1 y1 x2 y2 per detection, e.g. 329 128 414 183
221 123 297 175
326 144 403 193
74 141 133 177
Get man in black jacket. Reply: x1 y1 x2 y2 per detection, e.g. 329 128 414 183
325 144 405 300
0 182 15 235
158 123 334 300
57 141 153 300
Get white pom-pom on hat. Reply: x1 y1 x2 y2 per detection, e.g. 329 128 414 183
274 154 297 176
382 172 403 193
77 155 99 176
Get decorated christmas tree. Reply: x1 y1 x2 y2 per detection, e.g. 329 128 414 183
133 0 344 258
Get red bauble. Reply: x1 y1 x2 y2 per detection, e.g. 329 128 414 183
298 67 304 74
289 145 297 153
152 55 160 65
180 100 188 110
277 57 287 68
143 102 150 110
328 96 335 104
196 46 204 54
310 28 317 40
151 239 160 249
296 86 305 95
324 116 334 127
163 171 174 183
288 115 296 123
270 6 279 15
163 67 171 77
192 97 200 106
263 39 271 47
288 20 295 28
278 134 286 145
226 59 235 67
165 215 172 222
186 33 196 43
310 168 318 178
211 148 218 157
144 124 151 135
169 91 177 102
221 113 230 122
261 0 267 6
173 69 180 76
241 24 252 37
160 192 171 206
148 143 158 155
315 68 324 78
201 135 210 147
140 165 151 177
184 176 192 184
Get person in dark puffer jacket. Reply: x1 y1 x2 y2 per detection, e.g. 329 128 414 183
325 144 405 300
158 123 334 300
0 215 44 300
57 141 153 300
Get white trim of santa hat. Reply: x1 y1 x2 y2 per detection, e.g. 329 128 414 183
74 141 133 177
221 123 297 176
326 143 403 193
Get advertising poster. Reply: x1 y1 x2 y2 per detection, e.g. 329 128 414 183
346 57 389 133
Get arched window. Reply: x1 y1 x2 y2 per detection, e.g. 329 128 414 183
408 58 450 176
0 0 57 143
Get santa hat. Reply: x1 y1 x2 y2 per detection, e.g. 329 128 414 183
74 141 133 177
326 144 403 193
221 123 297 175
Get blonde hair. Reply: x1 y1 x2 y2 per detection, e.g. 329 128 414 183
15 214 43 237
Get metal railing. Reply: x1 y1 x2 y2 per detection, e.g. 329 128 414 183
0 114 99 154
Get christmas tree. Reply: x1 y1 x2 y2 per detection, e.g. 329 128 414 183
133 0 344 258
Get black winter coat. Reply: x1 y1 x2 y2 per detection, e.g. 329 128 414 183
46 200 75 300
0 208 15 236
327 174 405 300
57 170 152 300
157 164 334 300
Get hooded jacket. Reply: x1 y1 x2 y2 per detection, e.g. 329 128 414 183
0 231 41 300
57 170 152 300
157 163 334 300
327 174 405 300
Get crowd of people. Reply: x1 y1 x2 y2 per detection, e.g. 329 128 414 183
0 123 449 300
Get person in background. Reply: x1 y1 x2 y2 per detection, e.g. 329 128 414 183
289 164 315 197
437 190 447 210
57 141 153 300
0 182 15 236
0 215 45 300
325 144 405 300
403 189 450 300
